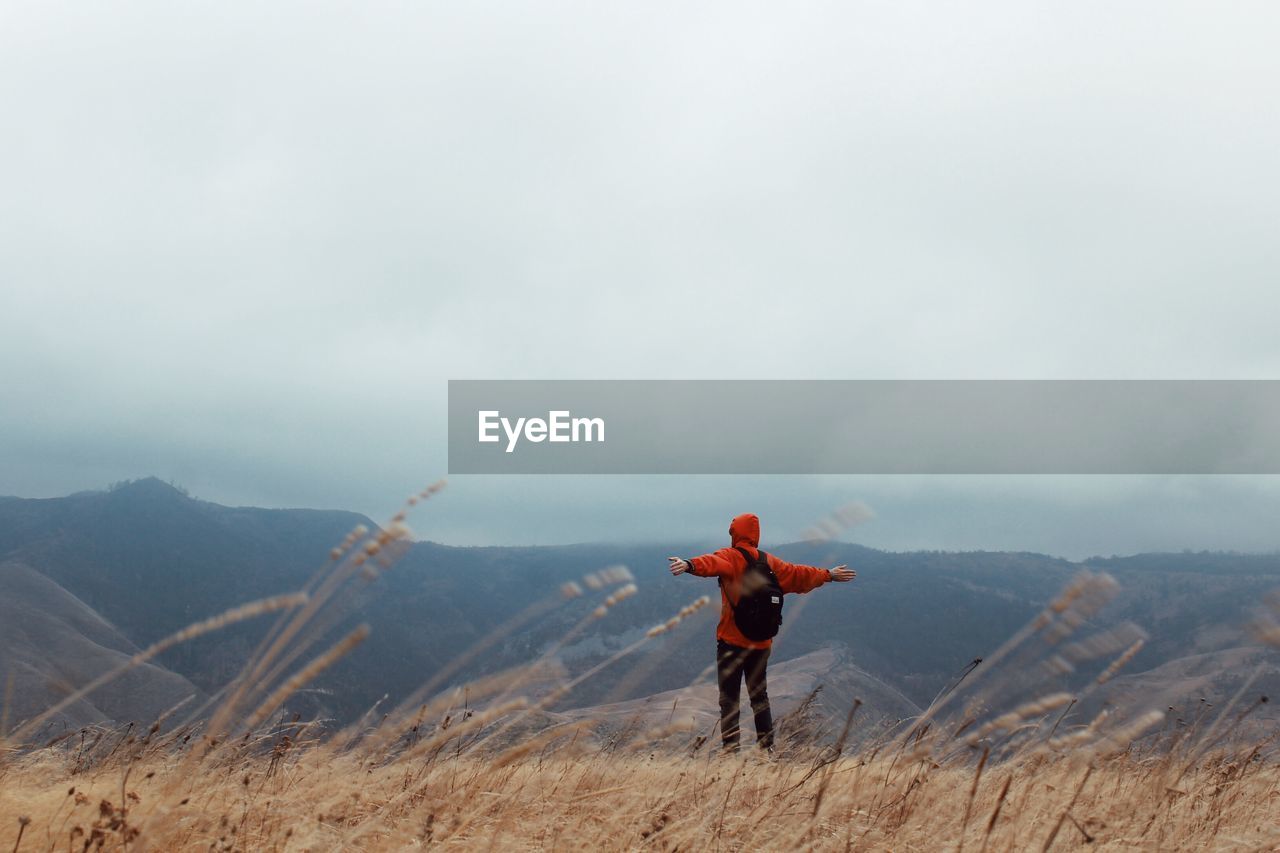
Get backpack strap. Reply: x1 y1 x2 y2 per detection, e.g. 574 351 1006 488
733 547 770 570
726 547 753 603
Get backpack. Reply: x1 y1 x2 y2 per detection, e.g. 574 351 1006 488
726 547 784 641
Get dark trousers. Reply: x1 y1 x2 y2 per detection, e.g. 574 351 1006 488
716 640 773 751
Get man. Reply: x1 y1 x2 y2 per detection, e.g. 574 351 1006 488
669 512 856 753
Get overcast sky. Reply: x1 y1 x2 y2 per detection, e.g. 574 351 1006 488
3 2 1280 558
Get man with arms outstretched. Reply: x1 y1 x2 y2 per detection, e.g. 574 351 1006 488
669 512 856 753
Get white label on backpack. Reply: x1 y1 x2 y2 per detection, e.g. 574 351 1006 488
771 596 781 603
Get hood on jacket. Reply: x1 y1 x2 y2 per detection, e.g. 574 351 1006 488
729 513 760 549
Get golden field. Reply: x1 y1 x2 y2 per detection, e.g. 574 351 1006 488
3 730 1278 850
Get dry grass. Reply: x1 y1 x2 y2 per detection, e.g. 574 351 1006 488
2 734 1278 850
3 488 1279 850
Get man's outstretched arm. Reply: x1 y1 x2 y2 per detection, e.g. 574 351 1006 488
668 549 739 578
772 557 856 593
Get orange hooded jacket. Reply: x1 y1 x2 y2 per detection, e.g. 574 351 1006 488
685 513 831 650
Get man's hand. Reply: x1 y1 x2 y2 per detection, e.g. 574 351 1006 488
668 557 691 576
828 565 856 583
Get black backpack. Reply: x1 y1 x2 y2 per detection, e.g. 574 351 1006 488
726 547 784 641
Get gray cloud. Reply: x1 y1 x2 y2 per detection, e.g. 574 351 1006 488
3 1 1279 556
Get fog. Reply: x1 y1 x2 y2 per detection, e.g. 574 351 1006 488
3 2 1279 556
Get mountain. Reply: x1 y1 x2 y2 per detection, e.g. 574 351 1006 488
2 479 1279 736
1089 645 1280 743
0 478 376 693
554 645 921 748
0 560 201 736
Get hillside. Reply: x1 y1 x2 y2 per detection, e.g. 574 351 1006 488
2 480 1279 734
555 645 921 747
0 561 201 734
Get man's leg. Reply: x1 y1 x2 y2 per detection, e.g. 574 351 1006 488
744 646 774 749
716 641 747 752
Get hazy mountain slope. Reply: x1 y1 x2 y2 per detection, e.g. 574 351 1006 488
1084 552 1280 674
3 481 1279 728
0 479 374 639
0 478 377 691
0 561 202 736
555 645 921 747
1084 645 1280 738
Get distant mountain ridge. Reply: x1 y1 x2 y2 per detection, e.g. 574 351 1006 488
2 479 1279 736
